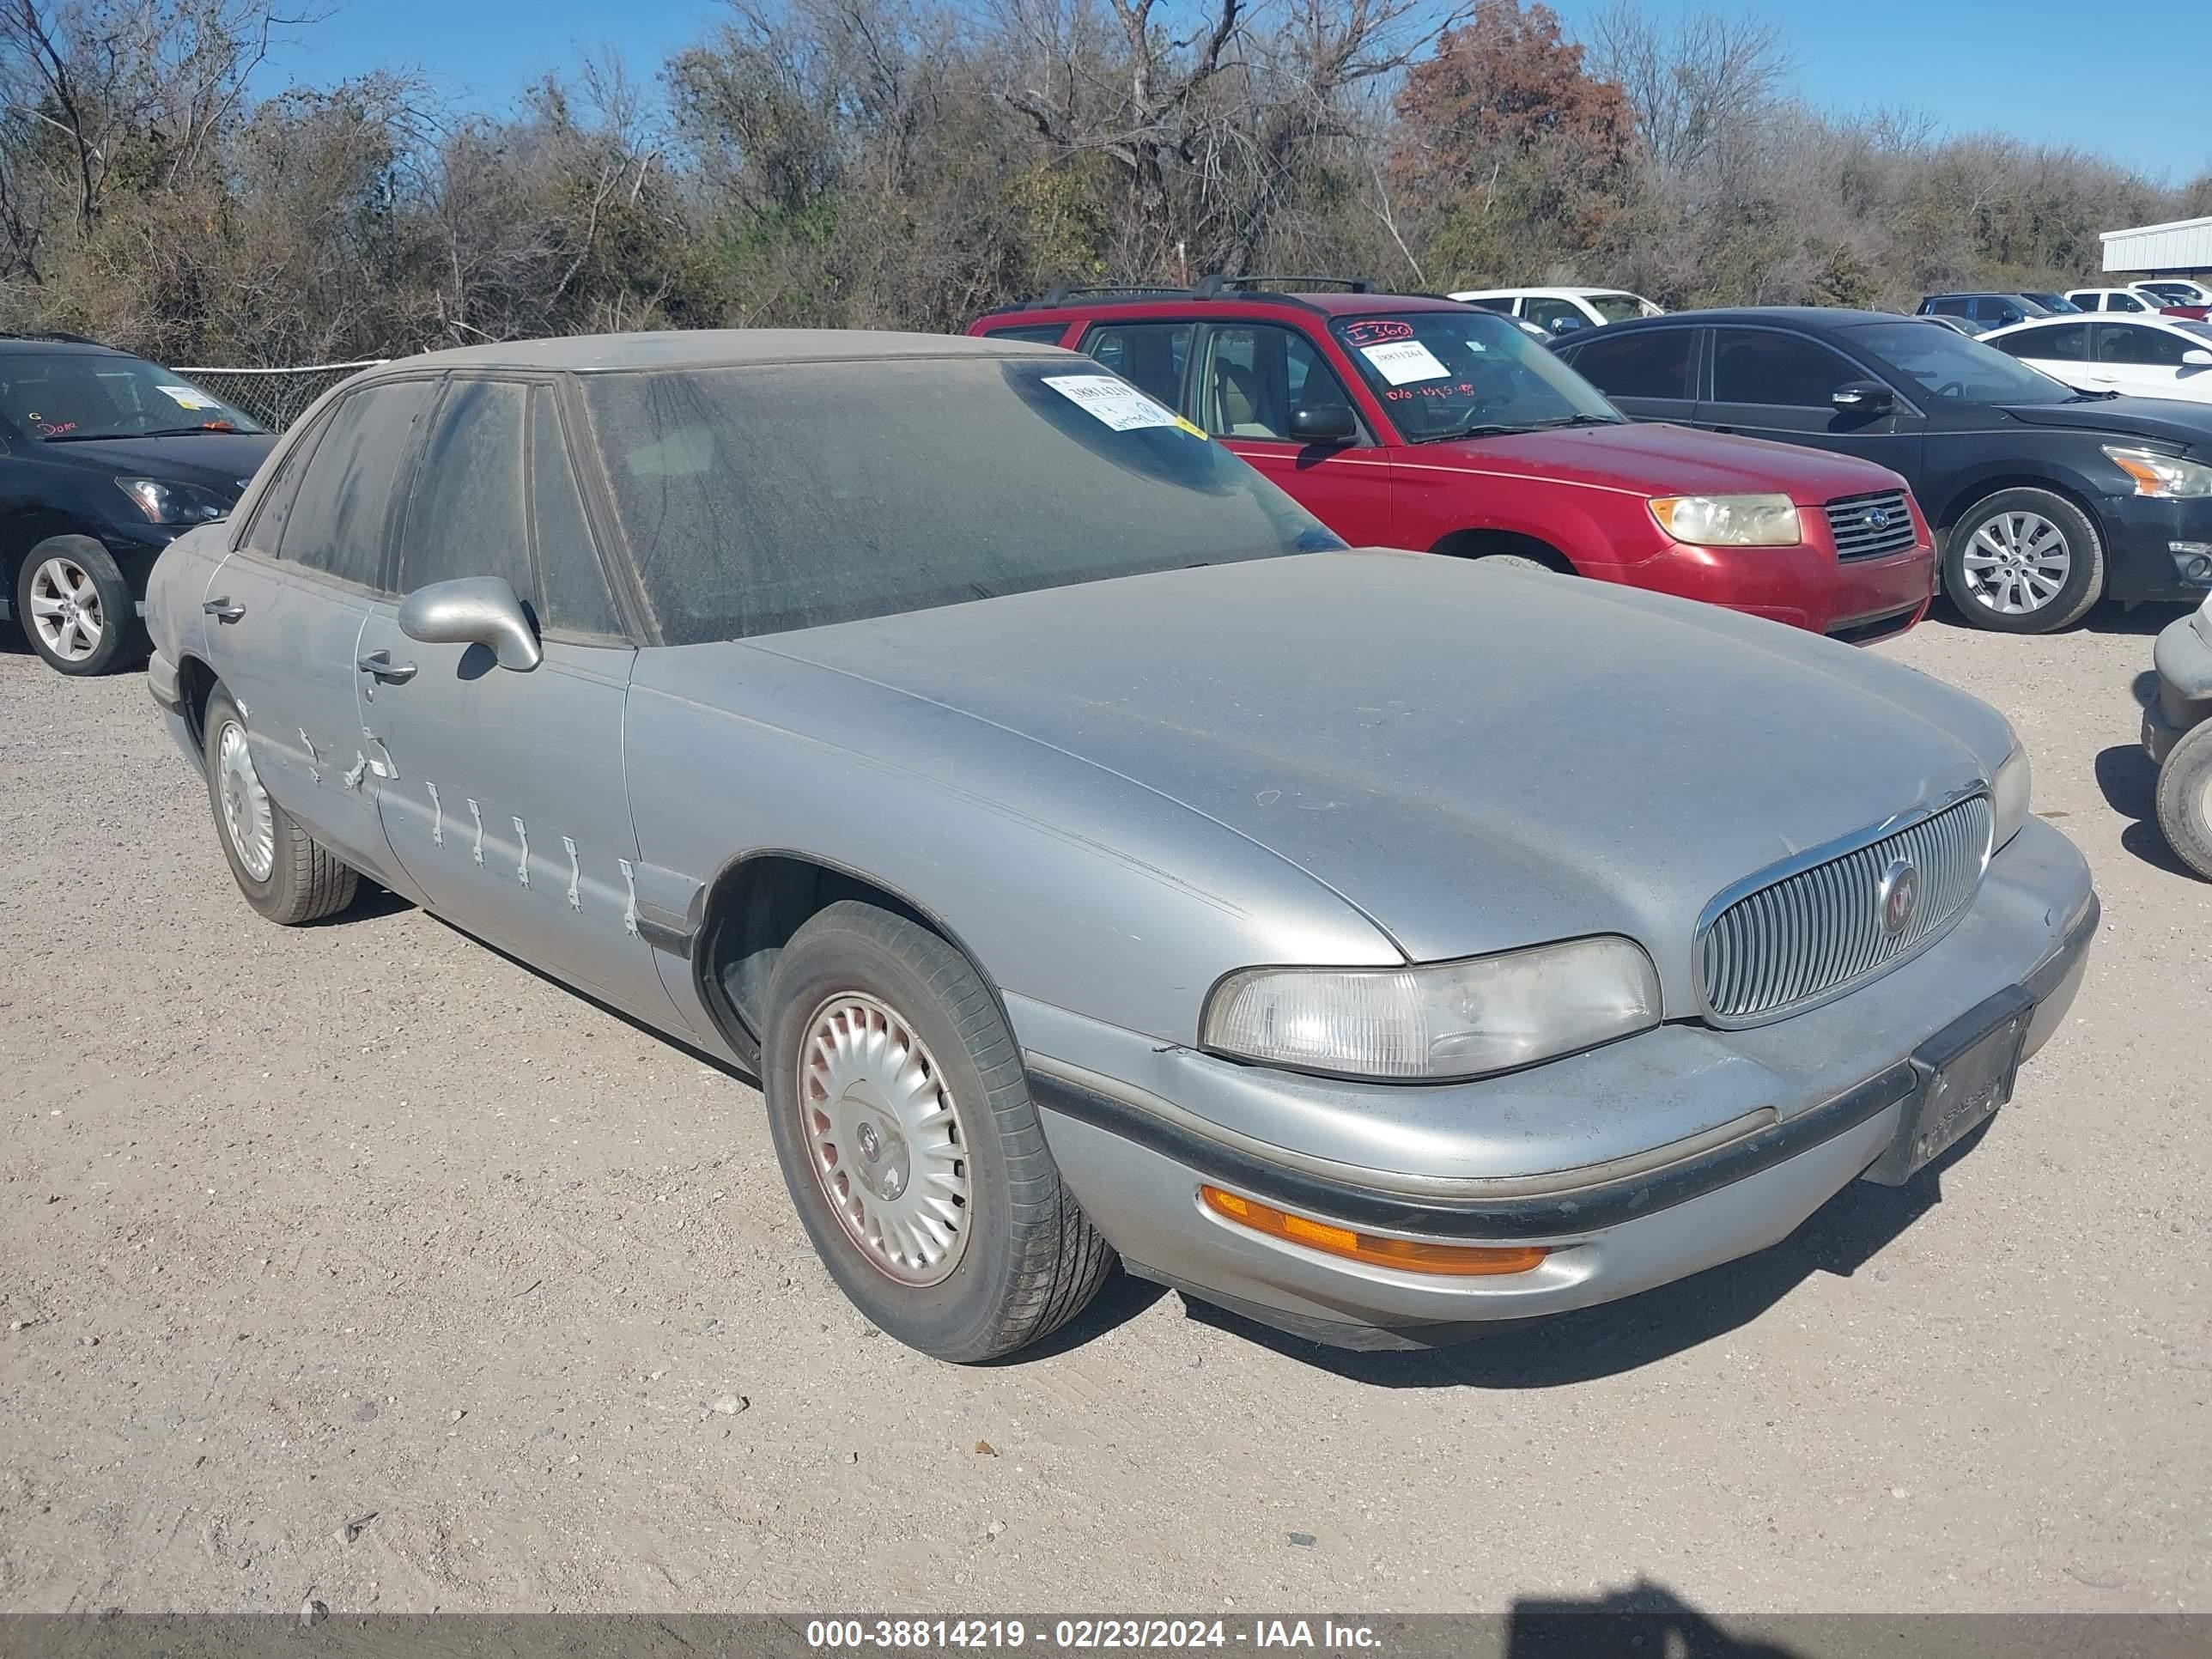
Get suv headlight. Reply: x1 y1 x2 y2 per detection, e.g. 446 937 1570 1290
1991 738 2032 850
1648 494 1802 546
2103 447 2212 499
115 477 232 526
1201 936 1662 1082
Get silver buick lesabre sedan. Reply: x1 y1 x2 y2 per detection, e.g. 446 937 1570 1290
144 330 2099 1361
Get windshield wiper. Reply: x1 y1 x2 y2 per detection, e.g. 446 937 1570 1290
1415 422 1529 442
2064 390 2120 402
1522 413 1625 430
42 423 242 441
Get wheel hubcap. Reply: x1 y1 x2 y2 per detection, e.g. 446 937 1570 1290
216 720 276 881
26 556 102 660
1961 512 2070 616
799 992 970 1286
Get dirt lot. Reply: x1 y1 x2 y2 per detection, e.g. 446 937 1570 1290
1 605 2208 1620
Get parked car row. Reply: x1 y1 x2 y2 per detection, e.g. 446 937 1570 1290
131 325 2097 1363
1918 283 2211 336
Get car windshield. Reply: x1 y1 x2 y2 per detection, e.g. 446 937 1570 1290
1331 310 1623 441
1585 293 1650 324
0 351 260 441
2179 321 2212 345
575 356 1343 643
1841 319 2077 404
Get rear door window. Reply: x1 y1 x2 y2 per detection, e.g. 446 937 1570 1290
1560 329 1695 399
280 379 440 590
1076 322 1194 410
2097 325 2193 368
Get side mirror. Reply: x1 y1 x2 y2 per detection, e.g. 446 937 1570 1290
397 575 542 672
1290 404 1358 444
1547 314 1585 335
1832 380 1894 416
2185 349 2212 368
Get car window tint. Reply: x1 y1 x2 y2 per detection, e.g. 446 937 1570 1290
529 386 623 638
281 379 439 588
1996 323 2087 362
1200 325 1348 441
1561 328 1693 398
1522 297 1586 334
396 378 532 602
1461 295 1515 313
240 411 331 554
981 323 1070 346
1711 330 1856 406
579 358 1340 644
2098 324 2193 368
1077 322 1192 409
2108 293 2147 313
1931 297 1971 316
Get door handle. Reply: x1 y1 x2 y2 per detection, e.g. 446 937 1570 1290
356 648 416 684
1711 424 1735 434
203 597 245 622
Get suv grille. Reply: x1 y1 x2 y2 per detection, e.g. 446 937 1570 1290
1699 795 1993 1024
1825 489 1917 561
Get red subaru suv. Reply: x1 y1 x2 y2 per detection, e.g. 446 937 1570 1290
969 279 1936 641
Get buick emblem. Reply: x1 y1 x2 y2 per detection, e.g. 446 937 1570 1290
1877 857 1919 938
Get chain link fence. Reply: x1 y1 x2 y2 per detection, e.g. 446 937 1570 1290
169 361 386 431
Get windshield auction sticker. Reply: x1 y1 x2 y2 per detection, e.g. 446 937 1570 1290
157 385 218 410
1042 374 1182 431
1358 340 1450 386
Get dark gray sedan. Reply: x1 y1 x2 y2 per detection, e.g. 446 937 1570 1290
144 330 2098 1360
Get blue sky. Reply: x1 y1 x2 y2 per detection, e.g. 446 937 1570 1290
266 0 2207 185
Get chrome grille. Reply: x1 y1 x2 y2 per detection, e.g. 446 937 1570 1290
1825 489 1917 561
1699 794 1993 1024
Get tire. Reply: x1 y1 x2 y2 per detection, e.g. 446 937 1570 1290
762 900 1114 1362
202 686 358 924
1474 552 1558 574
2155 720 2212 881
14 535 145 675
1941 489 2105 633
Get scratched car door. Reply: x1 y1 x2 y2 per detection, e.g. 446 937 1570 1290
352 376 675 1021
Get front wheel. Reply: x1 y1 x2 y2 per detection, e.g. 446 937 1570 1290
203 686 358 924
2156 720 2212 880
1941 489 2105 633
762 901 1114 1361
15 536 144 675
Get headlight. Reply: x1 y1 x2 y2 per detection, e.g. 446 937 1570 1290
1648 494 1802 546
115 477 232 526
1201 936 1662 1082
1990 738 2032 850
2103 447 2212 499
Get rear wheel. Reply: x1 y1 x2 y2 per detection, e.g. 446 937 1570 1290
203 686 358 924
15 536 143 675
762 900 1113 1361
1941 489 2104 633
2156 720 2212 880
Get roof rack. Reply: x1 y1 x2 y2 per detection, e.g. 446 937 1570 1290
1030 282 1197 309
0 330 106 346
1194 273 1371 295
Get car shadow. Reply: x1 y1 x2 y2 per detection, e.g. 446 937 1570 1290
1174 1120 1992 1387
1507 1583 1806 1658
1921 595 2180 636
2093 742 2198 876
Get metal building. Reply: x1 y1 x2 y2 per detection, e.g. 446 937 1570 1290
2102 216 2212 277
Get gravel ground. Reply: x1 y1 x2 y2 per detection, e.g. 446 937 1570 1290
0 604 2207 1619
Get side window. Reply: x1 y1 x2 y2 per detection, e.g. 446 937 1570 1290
1996 323 2087 362
240 412 331 555
1560 329 1694 399
395 378 532 604
1931 298 1971 317
2098 325 2191 368
981 323 1072 346
529 386 623 638
1077 322 1193 409
2066 293 2099 311
1522 297 1586 335
1461 295 1516 314
2108 292 2147 313
1710 330 1858 407
280 379 440 588
1196 325 1352 441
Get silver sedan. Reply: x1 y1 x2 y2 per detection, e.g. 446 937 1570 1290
143 330 2098 1360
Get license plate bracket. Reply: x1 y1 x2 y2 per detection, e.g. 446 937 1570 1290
1863 984 2034 1186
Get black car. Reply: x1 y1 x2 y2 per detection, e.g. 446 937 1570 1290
0 336 275 674
1556 307 2212 633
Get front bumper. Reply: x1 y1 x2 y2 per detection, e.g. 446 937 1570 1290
1015 817 2096 1348
1616 535 1935 641
2103 493 2212 605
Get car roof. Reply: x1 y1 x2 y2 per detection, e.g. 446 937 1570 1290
1576 306 1902 331
1988 313 2203 337
0 336 137 359
1450 287 1638 300
975 285 1473 323
358 328 1057 378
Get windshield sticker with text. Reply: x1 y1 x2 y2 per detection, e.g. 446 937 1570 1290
158 385 218 410
1358 340 1450 386
1042 374 1182 432
1340 319 1415 346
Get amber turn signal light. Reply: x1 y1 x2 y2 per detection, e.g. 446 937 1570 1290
1199 1186 1548 1277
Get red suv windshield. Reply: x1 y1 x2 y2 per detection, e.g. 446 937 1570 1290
1331 312 1623 442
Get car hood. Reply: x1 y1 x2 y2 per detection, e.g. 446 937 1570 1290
751 550 2008 1006
2000 397 2212 451
1416 421 1906 502
39 431 276 496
